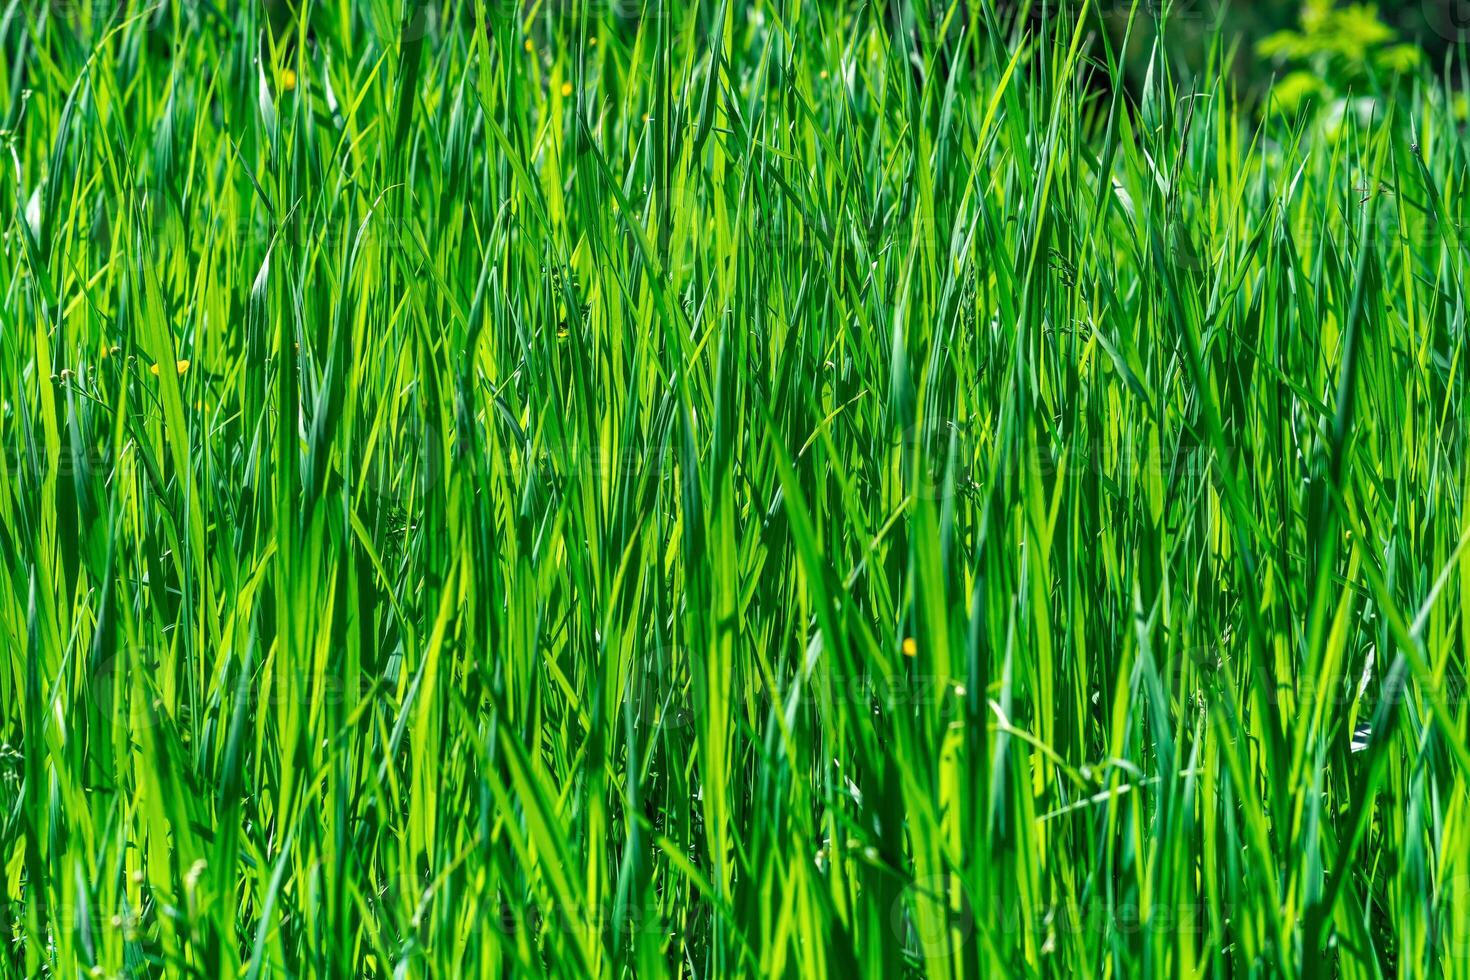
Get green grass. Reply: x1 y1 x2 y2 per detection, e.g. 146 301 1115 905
3 0 1470 975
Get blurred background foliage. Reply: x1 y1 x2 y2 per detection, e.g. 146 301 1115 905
1102 0 1468 101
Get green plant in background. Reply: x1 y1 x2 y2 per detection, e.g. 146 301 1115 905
1258 1 1425 115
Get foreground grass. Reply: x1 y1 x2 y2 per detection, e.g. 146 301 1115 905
3 1 1470 976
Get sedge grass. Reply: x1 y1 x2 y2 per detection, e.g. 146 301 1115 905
3 1 1470 977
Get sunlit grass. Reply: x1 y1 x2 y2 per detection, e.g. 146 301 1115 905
3 1 1470 976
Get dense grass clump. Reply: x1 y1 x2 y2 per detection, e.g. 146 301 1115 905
4 1 1470 976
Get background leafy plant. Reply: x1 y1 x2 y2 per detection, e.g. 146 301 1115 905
1258 1 1425 113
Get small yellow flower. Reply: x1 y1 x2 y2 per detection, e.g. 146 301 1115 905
820 70 829 80
150 359 190 376
589 36 597 47
281 68 296 92
560 81 573 97
902 637 917 658
524 38 534 53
